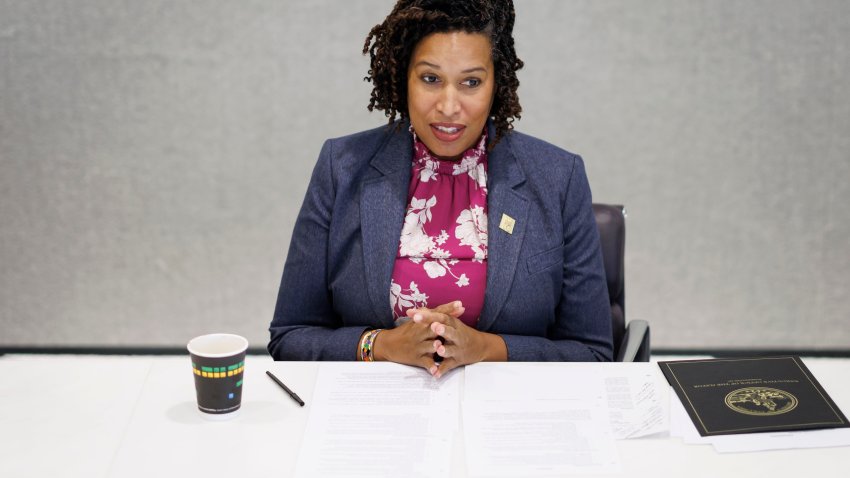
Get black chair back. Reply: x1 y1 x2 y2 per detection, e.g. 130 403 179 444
592 204 627 359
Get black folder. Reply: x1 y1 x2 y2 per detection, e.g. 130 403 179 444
658 356 848 436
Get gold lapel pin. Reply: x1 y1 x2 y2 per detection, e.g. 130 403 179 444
499 214 516 234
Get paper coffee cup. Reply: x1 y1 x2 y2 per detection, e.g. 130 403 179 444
187 333 249 417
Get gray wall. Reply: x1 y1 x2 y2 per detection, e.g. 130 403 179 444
2 1 848 350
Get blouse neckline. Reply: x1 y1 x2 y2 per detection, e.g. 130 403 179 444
411 128 488 176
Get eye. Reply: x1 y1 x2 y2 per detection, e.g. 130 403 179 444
421 74 439 84
462 78 482 88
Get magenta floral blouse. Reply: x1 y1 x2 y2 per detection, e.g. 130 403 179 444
389 130 489 328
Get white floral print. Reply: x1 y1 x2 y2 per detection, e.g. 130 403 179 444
455 205 488 262
390 130 489 324
398 195 437 258
390 279 428 321
419 160 438 182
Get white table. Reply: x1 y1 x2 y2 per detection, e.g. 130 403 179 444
0 354 847 477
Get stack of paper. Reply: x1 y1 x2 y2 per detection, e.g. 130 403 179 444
462 363 670 477
669 391 850 453
295 362 672 477
295 363 461 478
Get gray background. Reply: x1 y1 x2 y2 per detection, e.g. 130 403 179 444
1 0 848 350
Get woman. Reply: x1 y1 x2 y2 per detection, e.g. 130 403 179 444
268 0 612 377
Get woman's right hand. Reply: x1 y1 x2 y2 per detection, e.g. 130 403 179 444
372 301 464 370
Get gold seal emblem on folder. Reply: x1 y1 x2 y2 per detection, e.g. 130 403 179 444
499 214 515 234
724 387 798 416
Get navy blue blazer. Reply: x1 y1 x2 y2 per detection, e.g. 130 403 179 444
269 121 613 362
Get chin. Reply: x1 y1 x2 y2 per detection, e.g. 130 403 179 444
433 148 463 161
430 139 470 160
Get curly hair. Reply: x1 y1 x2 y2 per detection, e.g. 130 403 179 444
363 0 524 145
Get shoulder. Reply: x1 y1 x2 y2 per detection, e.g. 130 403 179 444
502 130 585 178
313 122 409 180
311 122 410 189
323 123 399 159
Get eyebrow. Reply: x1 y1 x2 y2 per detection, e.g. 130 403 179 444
414 61 488 74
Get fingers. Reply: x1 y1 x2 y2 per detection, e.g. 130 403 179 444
430 321 479 369
393 301 474 378
430 320 466 345
379 321 440 364
434 335 470 363
435 301 465 318
395 315 439 340
400 341 444 371
432 357 459 379
407 301 464 322
432 338 445 356
411 311 442 325
430 300 464 315
410 310 457 328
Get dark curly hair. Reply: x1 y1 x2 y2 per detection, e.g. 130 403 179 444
363 0 524 145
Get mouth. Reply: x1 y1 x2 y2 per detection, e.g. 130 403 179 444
430 123 465 143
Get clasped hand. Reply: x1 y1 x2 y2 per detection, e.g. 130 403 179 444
373 301 506 378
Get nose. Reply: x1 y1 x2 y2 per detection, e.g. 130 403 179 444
436 85 461 118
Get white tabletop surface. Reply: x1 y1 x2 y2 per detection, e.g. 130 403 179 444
0 354 848 478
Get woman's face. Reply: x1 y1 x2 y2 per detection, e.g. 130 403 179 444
407 31 495 161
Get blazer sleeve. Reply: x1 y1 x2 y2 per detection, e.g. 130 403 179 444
498 156 614 362
267 139 369 360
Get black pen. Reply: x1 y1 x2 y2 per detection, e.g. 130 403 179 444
265 370 305 407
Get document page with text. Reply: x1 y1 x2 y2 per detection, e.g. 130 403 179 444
463 363 625 476
295 362 460 478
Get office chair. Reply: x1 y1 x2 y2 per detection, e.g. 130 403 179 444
592 204 650 362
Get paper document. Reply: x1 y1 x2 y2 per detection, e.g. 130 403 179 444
463 400 620 477
464 362 668 439
604 371 669 439
295 362 460 478
462 362 674 476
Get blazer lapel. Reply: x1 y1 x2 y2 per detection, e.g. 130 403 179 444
479 132 528 331
361 125 412 328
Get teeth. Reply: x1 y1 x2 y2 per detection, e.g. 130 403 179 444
435 125 460 134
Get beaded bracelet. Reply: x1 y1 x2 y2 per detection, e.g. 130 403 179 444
357 331 370 361
359 329 382 362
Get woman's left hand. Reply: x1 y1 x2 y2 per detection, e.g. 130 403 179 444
405 305 507 378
